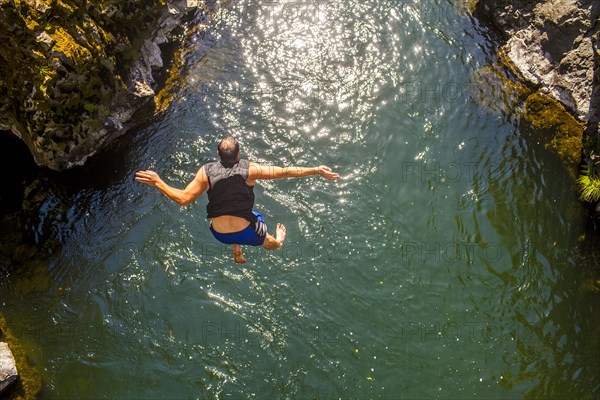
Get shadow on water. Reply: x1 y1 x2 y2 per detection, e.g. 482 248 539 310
0 131 38 216
0 130 43 282
53 119 155 191
0 117 151 285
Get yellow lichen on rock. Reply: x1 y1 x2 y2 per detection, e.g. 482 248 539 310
24 17 38 31
0 0 181 170
496 46 524 81
36 64 56 97
524 91 585 169
49 27 92 62
470 64 531 114
154 47 184 114
54 0 75 13
30 49 45 59
455 0 479 16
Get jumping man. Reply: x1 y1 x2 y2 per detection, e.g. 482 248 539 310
135 136 340 263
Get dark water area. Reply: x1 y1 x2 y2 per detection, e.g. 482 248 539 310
1 0 599 398
0 131 38 216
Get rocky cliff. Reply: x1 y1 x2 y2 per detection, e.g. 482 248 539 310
474 0 600 170
0 0 192 171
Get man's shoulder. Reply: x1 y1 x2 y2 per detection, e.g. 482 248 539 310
204 161 219 171
246 160 264 168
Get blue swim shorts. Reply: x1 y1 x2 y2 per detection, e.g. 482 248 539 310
210 211 267 246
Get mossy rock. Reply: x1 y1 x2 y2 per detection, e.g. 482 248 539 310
524 91 585 171
153 46 185 114
455 0 479 15
0 315 42 400
0 0 171 170
470 64 531 113
49 27 92 65
472 62 585 176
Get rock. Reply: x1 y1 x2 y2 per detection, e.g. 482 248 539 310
476 0 598 123
0 316 42 399
524 91 585 168
132 81 156 98
0 0 193 171
0 342 18 394
470 61 585 174
34 31 53 51
474 0 600 167
143 39 163 70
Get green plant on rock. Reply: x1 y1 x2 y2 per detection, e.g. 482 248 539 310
36 65 52 79
83 102 99 113
577 165 600 203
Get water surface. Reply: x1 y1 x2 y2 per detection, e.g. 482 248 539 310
1 0 599 398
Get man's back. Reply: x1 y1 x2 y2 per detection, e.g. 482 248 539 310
205 159 256 223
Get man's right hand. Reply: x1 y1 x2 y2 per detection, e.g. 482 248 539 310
135 170 164 187
318 166 340 181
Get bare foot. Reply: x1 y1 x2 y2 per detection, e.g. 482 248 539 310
234 253 247 264
232 244 247 264
276 223 286 250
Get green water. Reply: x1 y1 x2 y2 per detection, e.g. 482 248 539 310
1 0 599 398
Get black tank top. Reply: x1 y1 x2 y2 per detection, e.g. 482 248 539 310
205 159 257 222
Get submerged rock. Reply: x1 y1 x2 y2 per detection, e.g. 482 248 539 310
469 61 585 174
0 342 18 394
525 91 585 171
0 0 193 171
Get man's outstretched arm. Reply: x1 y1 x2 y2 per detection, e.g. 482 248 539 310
135 166 209 206
247 163 340 184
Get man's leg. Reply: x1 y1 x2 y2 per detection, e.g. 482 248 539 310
262 223 286 251
230 223 286 262
232 244 246 264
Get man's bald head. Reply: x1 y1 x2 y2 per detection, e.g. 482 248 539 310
217 136 240 163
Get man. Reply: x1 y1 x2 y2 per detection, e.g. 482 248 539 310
135 136 340 263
